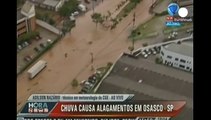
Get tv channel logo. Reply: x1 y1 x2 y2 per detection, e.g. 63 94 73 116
28 102 49 113
166 3 188 27
167 3 179 16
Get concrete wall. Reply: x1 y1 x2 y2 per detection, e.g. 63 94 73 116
36 19 62 35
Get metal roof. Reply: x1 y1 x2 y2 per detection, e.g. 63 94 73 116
43 0 60 7
17 8 25 21
22 1 34 14
164 40 193 57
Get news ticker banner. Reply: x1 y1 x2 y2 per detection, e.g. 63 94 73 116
17 94 186 120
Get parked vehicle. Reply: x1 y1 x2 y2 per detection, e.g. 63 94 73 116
36 35 42 40
151 48 157 55
70 15 75 21
34 47 40 52
24 56 31 62
143 54 148 58
40 43 47 48
24 41 29 46
47 39 53 44
27 60 47 79
72 11 79 16
18 45 22 50
78 4 86 12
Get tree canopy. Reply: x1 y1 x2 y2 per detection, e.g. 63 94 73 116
91 13 104 27
59 0 79 17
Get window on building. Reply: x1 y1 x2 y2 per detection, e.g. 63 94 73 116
180 59 186 63
175 58 178 61
167 55 172 59
161 51 164 56
186 67 190 70
179 65 185 68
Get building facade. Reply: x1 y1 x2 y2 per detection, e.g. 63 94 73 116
17 1 36 38
160 41 193 72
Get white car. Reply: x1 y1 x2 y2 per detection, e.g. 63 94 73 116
47 39 53 44
144 54 148 58
70 15 75 21
141 51 146 56
24 41 29 46
73 11 79 16
18 45 22 50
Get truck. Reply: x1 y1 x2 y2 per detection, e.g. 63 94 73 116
27 60 47 79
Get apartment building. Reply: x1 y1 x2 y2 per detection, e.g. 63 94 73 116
17 1 36 38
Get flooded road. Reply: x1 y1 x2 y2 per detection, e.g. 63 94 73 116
17 0 154 112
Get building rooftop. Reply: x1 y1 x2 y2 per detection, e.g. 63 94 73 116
178 0 193 7
186 5 193 17
17 8 25 21
43 0 60 7
97 54 193 120
22 1 34 14
29 0 45 4
164 40 193 57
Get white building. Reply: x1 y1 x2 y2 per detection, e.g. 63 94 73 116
43 0 65 11
28 0 65 12
160 40 193 72
17 1 36 38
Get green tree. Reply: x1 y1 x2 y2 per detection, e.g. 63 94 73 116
48 18 55 25
17 31 39 45
62 20 76 35
107 10 111 17
91 13 103 28
130 0 141 3
155 57 162 64
71 79 79 88
59 0 79 17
